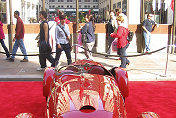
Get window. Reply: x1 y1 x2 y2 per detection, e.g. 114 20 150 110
79 0 81 2
84 5 87 8
67 5 69 8
70 5 72 8
79 5 81 8
88 5 90 8
0 1 7 23
144 0 167 24
61 5 64 8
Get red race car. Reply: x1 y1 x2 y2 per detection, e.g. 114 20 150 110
16 59 159 118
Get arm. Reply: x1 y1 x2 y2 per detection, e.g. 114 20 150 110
15 20 21 39
55 26 61 48
43 23 48 43
110 26 123 38
142 26 151 35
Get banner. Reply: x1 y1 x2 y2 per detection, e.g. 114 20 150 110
171 0 174 11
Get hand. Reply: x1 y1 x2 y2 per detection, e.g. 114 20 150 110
66 36 70 41
13 37 16 42
147 31 151 35
57 44 61 49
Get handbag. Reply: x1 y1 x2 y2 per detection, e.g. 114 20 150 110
112 38 118 52
81 24 89 44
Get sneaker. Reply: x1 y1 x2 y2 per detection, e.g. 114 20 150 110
37 67 45 71
20 59 28 62
8 58 14 62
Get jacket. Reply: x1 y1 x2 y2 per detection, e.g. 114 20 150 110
110 26 129 48
15 17 24 39
81 21 95 43
0 21 5 39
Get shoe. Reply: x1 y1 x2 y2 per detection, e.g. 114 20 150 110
20 59 28 62
37 67 45 71
8 58 14 62
6 57 10 60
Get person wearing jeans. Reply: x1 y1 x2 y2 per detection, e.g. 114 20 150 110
142 14 158 53
9 11 28 62
11 39 28 60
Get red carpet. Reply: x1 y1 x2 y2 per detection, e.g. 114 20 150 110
0 81 176 118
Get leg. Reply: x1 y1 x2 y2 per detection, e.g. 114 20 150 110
119 43 129 68
53 44 62 67
46 52 55 67
39 45 47 68
107 36 115 55
86 42 95 60
143 32 150 52
63 43 72 65
18 39 28 59
0 39 10 57
11 39 19 59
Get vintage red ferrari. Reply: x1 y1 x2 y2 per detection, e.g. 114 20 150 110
16 59 159 118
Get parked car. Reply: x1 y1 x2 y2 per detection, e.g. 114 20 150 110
16 59 159 118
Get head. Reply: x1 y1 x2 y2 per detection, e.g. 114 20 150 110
59 15 65 25
110 10 115 19
39 11 47 20
14 11 20 19
116 15 124 25
85 14 94 22
115 8 122 16
147 14 153 20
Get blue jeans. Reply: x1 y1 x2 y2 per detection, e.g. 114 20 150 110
143 31 151 52
11 39 28 59
0 39 10 57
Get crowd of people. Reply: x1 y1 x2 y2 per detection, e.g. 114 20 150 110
0 9 158 70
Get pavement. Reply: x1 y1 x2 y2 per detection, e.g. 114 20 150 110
0 51 176 81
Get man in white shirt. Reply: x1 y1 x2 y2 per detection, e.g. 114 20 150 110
53 15 72 66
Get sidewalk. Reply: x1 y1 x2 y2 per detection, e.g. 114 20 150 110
0 51 176 81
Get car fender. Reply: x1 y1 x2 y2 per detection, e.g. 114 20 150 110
43 67 55 97
114 67 129 98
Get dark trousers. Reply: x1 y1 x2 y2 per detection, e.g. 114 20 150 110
106 35 115 55
117 43 130 68
39 43 54 68
0 39 10 58
53 43 72 66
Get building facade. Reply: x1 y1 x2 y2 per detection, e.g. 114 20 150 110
0 0 40 24
99 0 174 24
48 0 99 17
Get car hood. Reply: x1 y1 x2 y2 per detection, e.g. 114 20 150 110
49 73 126 118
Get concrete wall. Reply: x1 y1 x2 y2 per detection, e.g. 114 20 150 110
1 23 171 55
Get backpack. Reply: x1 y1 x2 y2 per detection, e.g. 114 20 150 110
127 31 134 42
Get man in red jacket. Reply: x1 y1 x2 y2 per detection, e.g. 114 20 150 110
9 11 28 62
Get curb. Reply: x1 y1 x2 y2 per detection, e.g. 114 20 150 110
0 75 43 81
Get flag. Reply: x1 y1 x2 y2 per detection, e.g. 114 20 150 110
171 0 174 11
153 0 156 11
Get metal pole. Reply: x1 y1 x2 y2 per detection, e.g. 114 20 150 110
75 0 79 61
171 0 176 54
9 0 13 52
42 0 45 11
165 0 176 75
